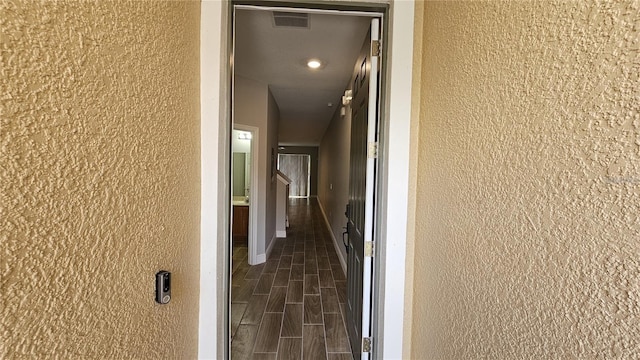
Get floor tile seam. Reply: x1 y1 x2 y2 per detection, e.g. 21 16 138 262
337 300 352 353
251 300 272 355
271 305 287 359
318 270 329 360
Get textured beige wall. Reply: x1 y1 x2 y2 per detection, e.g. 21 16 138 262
1 1 201 358
412 1 640 358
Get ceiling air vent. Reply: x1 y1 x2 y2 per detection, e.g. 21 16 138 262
272 11 309 29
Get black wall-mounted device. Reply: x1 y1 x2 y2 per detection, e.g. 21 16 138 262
155 271 171 304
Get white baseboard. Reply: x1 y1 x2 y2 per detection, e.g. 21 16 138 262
316 198 347 275
256 233 277 264
276 230 287 238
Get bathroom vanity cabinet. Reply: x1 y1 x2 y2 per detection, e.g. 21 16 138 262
232 205 249 246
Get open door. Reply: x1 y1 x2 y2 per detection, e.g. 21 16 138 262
346 18 380 360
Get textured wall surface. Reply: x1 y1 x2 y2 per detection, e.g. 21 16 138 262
1 1 201 357
412 1 640 358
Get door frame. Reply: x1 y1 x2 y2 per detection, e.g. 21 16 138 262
277 153 311 198
199 1 416 359
232 125 260 265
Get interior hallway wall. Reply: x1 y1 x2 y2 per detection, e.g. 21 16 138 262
234 75 280 257
266 89 280 250
318 102 352 267
411 1 640 358
1 1 201 357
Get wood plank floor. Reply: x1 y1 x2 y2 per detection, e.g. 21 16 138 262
231 198 352 360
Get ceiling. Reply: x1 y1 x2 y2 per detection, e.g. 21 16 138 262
234 9 371 146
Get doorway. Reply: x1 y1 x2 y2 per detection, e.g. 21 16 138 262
232 126 260 265
199 1 416 359
230 4 384 360
278 154 311 198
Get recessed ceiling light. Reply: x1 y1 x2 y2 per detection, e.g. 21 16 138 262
307 59 322 69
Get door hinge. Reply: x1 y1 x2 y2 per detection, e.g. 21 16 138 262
362 337 373 353
372 40 381 57
364 241 374 257
367 142 378 159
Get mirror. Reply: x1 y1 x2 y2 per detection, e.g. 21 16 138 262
232 152 250 197
232 130 252 202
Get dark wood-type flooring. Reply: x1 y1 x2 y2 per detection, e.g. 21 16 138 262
231 198 352 360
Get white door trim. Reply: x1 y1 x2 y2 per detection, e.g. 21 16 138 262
371 1 415 358
199 1 230 359
198 1 415 359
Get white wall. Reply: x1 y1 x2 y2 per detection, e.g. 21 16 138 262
199 1 228 358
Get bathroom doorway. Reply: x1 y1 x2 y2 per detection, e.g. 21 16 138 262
232 126 260 265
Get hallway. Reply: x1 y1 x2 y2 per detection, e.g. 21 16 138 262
231 198 352 360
